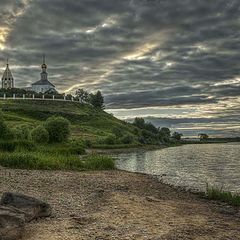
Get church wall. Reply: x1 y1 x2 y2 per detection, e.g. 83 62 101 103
31 84 54 93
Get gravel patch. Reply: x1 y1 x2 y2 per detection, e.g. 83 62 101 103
0 167 240 239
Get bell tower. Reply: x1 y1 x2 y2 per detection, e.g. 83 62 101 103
2 59 14 89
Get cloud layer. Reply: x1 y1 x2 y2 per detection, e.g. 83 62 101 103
0 0 239 136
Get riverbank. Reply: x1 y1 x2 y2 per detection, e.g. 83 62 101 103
0 167 239 239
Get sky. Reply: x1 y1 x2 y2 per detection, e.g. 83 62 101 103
0 0 239 137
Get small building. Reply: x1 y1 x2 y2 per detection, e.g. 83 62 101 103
1 60 14 89
31 56 57 93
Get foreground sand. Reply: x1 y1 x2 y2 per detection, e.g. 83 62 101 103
0 168 240 240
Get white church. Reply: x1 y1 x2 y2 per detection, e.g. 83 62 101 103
1 56 57 94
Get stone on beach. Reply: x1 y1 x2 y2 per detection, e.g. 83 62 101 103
0 205 25 240
0 192 52 222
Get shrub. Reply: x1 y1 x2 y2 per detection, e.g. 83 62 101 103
68 141 86 155
31 125 49 143
44 116 70 143
83 155 115 170
14 125 32 141
112 127 123 138
104 134 117 145
120 134 134 144
84 139 93 148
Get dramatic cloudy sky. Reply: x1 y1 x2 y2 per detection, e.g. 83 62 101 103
0 0 239 137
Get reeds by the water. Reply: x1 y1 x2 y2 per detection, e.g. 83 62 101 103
206 186 240 206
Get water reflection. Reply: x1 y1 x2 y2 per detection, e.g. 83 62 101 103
114 143 240 193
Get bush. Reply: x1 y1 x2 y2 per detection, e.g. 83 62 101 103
14 125 32 141
112 127 123 138
104 134 117 145
31 125 49 143
120 134 134 144
84 139 93 148
44 116 70 143
83 155 115 170
68 141 86 155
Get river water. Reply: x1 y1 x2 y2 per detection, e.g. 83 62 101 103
114 143 240 193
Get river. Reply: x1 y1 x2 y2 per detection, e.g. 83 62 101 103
114 143 240 193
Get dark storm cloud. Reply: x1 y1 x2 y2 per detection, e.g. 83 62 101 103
0 0 239 136
105 86 217 108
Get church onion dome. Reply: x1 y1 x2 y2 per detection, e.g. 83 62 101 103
42 63 47 68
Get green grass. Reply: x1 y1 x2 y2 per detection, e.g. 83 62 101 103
0 151 82 170
92 143 141 149
0 140 36 152
37 142 86 156
206 186 240 206
0 150 114 171
0 99 138 144
83 155 115 170
0 139 114 171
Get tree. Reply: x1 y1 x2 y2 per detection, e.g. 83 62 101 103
90 91 104 109
158 127 171 142
133 118 158 134
133 117 145 129
172 132 183 141
198 133 209 141
75 89 90 103
44 116 70 143
120 134 134 144
145 122 158 134
31 125 49 143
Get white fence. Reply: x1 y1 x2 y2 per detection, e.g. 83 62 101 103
0 93 83 103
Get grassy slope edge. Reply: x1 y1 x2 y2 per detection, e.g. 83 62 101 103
0 99 138 144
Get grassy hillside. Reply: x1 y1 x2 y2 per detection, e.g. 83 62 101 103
0 99 137 145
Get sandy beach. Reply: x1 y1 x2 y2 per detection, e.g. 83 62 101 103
0 167 240 240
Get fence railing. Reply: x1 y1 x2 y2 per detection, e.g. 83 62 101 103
0 93 83 103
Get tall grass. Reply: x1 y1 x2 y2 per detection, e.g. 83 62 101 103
0 151 82 170
206 186 240 206
0 150 114 171
83 155 115 170
37 143 85 155
0 140 36 152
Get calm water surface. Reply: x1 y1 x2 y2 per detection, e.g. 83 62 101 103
114 143 240 193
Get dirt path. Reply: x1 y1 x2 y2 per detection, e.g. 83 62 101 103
0 168 239 239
